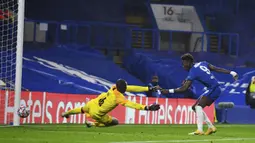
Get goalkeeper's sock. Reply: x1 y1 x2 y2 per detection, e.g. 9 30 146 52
195 106 204 132
65 107 82 115
203 110 213 128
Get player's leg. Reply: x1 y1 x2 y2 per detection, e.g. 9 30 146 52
189 88 217 135
61 102 90 118
197 96 217 135
197 96 215 133
93 115 119 127
86 114 119 128
83 114 105 128
203 87 221 135
61 107 83 118
190 87 220 135
104 116 119 127
189 96 207 135
92 117 119 127
85 120 105 128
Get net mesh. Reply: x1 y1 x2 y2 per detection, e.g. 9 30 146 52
0 0 18 125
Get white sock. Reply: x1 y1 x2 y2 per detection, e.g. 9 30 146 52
203 110 213 128
195 106 204 132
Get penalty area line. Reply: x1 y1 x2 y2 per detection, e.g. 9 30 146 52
0 124 254 128
110 138 255 143
0 137 86 143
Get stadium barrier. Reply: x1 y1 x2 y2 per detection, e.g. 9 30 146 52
24 19 239 56
131 28 239 56
0 91 214 125
24 19 138 50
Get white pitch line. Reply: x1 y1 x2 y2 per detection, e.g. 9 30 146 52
110 138 255 143
0 125 12 128
0 137 87 143
0 124 254 128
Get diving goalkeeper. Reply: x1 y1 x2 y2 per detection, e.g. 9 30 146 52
61 79 161 127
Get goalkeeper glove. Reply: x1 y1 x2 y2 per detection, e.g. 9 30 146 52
149 85 161 92
145 104 160 111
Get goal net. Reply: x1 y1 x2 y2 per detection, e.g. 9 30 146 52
0 0 24 126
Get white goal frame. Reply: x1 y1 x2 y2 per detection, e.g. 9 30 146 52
13 0 25 126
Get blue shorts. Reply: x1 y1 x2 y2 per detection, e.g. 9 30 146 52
201 86 222 101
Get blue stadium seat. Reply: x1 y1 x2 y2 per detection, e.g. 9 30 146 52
22 46 145 94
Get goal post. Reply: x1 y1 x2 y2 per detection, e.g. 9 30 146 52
13 0 25 126
0 0 25 126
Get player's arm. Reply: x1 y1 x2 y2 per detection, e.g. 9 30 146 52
161 80 192 94
126 85 160 92
161 70 195 94
116 94 160 111
208 64 231 74
173 80 192 93
208 63 238 80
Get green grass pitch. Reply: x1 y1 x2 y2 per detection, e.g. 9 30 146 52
0 124 255 143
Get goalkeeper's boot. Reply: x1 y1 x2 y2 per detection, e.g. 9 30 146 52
205 126 217 135
188 130 204 135
61 112 70 119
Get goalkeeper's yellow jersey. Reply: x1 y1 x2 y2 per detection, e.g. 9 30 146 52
90 85 149 116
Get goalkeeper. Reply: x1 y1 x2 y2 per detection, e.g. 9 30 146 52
61 79 161 127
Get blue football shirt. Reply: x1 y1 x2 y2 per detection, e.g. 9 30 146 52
186 61 220 88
